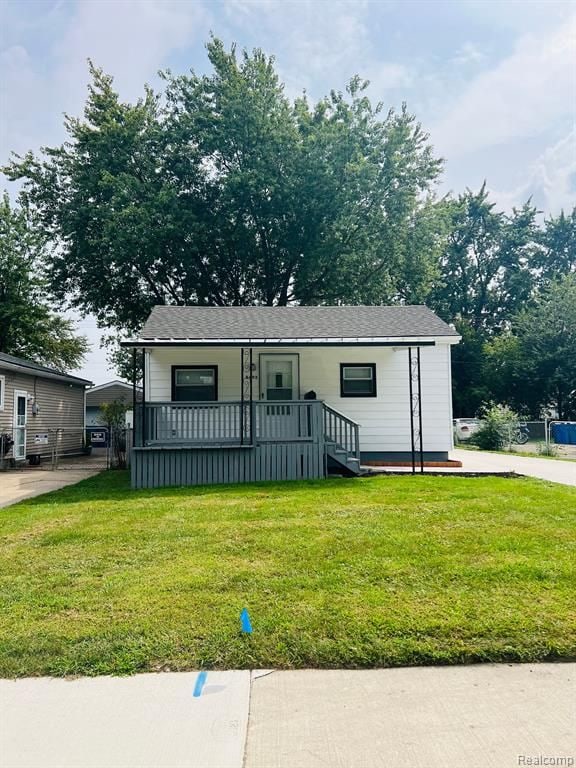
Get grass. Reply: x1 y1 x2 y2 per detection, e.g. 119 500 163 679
1 472 575 677
456 443 576 461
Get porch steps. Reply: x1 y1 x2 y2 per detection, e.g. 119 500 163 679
325 441 363 477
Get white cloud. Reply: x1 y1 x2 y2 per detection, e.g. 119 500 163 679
369 62 413 91
491 130 576 213
452 41 485 66
221 0 408 102
430 14 576 158
0 0 211 163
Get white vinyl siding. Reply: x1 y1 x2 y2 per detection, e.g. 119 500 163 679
146 343 454 454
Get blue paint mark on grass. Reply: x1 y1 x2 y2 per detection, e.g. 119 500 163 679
240 608 252 634
193 671 208 697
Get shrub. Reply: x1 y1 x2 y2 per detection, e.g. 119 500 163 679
537 441 558 457
471 404 521 451
98 400 129 469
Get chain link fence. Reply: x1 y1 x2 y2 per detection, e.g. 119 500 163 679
454 419 576 459
0 427 132 472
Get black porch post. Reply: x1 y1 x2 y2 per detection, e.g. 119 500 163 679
131 348 137 448
141 348 146 447
240 347 255 446
408 346 425 475
240 348 244 446
417 347 424 473
249 347 254 445
408 348 416 474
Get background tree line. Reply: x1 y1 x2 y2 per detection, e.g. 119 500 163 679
2 39 574 416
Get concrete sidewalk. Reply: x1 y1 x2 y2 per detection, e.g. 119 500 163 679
0 468 99 508
0 671 251 768
1 664 573 768
246 664 575 768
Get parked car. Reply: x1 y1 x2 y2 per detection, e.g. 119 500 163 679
453 418 481 442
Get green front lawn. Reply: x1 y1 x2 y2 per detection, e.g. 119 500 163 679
1 472 575 677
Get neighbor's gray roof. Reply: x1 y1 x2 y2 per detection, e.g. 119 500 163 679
0 351 92 386
130 305 458 344
86 380 142 406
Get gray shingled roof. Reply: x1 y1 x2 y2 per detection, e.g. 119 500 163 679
135 305 458 341
86 381 142 406
0 351 91 385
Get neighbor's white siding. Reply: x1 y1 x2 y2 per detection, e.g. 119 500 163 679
146 344 454 454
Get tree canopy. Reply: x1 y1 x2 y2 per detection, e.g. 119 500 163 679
0 193 89 371
3 38 575 416
484 275 576 419
5 40 442 334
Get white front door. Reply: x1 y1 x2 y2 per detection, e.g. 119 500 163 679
258 354 301 439
13 391 27 461
259 354 299 401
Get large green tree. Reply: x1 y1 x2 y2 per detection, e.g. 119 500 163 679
536 208 576 283
0 193 89 370
4 39 442 336
430 185 539 333
428 185 544 416
483 275 576 419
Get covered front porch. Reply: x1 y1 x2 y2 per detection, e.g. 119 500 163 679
132 396 361 487
128 341 431 488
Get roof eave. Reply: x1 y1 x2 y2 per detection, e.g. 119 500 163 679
121 335 460 348
0 359 92 386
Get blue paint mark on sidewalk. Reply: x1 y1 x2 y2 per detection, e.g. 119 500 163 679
240 608 252 634
193 671 208 697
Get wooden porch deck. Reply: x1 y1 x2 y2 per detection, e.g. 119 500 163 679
131 400 361 488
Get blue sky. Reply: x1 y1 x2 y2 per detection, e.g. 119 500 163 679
1 0 575 383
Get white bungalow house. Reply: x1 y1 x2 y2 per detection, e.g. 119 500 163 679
122 305 460 488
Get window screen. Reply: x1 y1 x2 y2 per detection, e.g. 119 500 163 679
340 364 376 397
172 367 217 401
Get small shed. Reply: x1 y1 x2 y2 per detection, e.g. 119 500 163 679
0 352 91 465
85 380 142 427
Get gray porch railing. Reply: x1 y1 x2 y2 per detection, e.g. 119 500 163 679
135 400 323 446
138 401 243 445
323 404 360 462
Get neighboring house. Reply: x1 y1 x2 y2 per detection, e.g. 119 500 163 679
122 305 460 489
85 380 141 428
0 352 91 466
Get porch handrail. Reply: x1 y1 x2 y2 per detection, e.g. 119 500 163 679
322 403 362 426
323 403 360 462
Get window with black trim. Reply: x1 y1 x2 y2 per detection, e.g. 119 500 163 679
340 363 376 397
172 366 217 401
0 375 4 410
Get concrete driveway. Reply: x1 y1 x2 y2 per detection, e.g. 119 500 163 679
453 448 576 486
1 664 573 768
0 468 100 508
